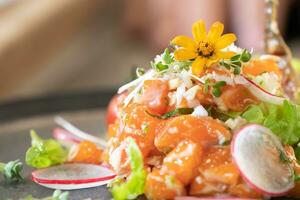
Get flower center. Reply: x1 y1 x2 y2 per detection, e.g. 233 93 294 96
197 41 215 58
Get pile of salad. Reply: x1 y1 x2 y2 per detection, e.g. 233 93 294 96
5 20 300 200
104 20 300 199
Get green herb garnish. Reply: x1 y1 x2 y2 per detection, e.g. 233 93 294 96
162 48 174 64
209 107 241 121
110 137 147 200
25 130 67 169
151 61 168 71
212 81 226 97
0 160 23 183
147 108 194 119
151 48 174 72
204 79 210 93
220 49 251 74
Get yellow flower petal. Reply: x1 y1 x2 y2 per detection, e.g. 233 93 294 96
171 35 196 49
192 20 206 42
192 57 206 76
207 21 224 43
174 48 197 61
216 33 237 49
215 50 236 59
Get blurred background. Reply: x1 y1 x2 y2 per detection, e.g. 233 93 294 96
0 0 300 103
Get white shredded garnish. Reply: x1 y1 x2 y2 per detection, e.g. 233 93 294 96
216 130 226 145
192 105 208 117
180 70 194 88
168 78 181 90
118 69 154 94
251 72 282 95
225 116 247 132
54 116 107 148
176 84 186 106
122 71 156 106
185 85 200 101
222 43 243 54
189 74 205 84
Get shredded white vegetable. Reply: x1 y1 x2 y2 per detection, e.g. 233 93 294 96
118 69 155 94
54 116 107 148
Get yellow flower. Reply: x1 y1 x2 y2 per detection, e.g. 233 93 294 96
171 20 237 75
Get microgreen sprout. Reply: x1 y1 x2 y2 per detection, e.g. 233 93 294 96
0 160 23 183
212 81 227 97
151 48 174 72
220 49 252 74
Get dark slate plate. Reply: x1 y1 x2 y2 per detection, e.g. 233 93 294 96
0 109 112 200
0 90 114 199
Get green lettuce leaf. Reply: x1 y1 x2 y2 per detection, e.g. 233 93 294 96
110 137 147 200
242 100 300 145
25 130 67 168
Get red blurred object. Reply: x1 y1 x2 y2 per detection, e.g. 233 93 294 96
106 92 127 126
106 95 119 126
53 127 81 144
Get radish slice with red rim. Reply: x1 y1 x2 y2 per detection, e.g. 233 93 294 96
241 76 285 105
53 128 81 146
32 164 116 190
232 124 294 196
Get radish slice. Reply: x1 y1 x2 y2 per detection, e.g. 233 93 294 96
232 124 294 196
32 164 116 190
53 128 81 146
241 76 285 105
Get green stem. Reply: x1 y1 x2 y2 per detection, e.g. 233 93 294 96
0 162 5 172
